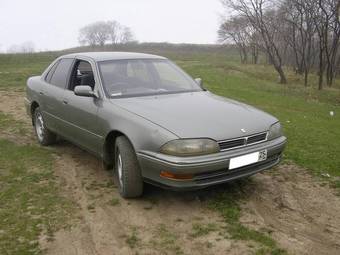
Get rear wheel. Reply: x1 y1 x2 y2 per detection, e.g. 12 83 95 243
33 107 56 146
114 136 143 198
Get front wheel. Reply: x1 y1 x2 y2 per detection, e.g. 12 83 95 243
33 107 56 146
114 136 143 198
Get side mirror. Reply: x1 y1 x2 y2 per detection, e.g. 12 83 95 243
74 85 97 98
195 78 206 91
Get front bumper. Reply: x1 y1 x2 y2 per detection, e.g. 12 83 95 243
137 136 286 190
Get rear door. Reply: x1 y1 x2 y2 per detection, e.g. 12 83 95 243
40 58 74 133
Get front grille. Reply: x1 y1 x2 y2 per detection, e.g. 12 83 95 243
218 132 267 151
247 132 267 144
218 138 245 150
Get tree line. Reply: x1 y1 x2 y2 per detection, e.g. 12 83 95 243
78 20 135 47
6 41 35 53
219 0 340 89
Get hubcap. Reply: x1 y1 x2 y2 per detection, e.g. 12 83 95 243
35 113 44 141
117 153 123 188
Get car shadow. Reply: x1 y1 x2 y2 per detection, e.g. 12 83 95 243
142 176 252 204
52 138 253 204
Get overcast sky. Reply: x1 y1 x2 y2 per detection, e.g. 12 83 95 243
0 0 223 52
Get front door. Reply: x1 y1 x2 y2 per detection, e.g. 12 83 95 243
59 59 103 155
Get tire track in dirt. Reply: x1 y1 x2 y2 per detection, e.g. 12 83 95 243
2 90 340 254
240 164 340 255
41 141 252 255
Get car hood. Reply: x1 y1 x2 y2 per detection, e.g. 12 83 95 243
111 91 277 141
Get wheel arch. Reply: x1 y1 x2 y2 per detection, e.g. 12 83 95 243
103 130 136 168
30 101 40 125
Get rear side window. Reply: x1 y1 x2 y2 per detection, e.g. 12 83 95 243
45 60 60 83
49 58 74 88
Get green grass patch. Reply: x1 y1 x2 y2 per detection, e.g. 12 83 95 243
208 182 286 254
0 139 74 254
108 198 120 206
0 53 59 89
190 223 218 238
150 224 183 255
125 227 140 248
0 111 27 135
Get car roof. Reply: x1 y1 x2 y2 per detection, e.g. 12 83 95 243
62 52 167 62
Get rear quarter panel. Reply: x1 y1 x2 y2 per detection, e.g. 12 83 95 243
26 76 43 115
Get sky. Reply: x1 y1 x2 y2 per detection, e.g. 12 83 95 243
0 0 223 52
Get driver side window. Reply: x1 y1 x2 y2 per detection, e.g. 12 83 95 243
69 60 95 91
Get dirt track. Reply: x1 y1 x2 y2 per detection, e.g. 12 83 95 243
1 90 340 255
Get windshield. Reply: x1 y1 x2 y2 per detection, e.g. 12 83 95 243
98 59 202 98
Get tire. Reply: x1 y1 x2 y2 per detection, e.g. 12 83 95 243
33 107 56 146
114 136 143 198
102 160 113 171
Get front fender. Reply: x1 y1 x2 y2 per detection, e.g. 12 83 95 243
99 100 179 153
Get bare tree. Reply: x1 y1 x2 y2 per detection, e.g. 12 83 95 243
107 20 121 44
282 0 338 89
79 21 110 46
7 45 21 53
313 1 329 90
219 16 251 63
336 53 340 78
119 26 135 44
324 0 340 86
249 30 261 64
79 21 135 46
219 0 339 89
282 0 316 86
222 0 288 84
21 41 36 53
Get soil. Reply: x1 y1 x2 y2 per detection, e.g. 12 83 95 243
1 90 340 255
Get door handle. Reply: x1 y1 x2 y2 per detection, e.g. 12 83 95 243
62 100 68 105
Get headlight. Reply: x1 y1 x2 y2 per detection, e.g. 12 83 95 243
267 122 283 140
160 139 220 156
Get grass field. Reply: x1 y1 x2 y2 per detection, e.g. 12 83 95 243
0 113 74 254
0 44 340 254
1 45 339 181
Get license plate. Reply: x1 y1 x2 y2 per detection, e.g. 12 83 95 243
229 150 267 170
